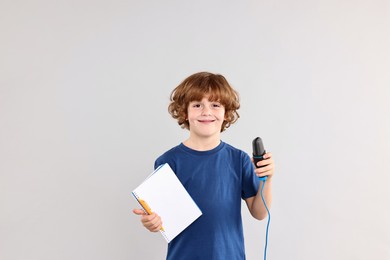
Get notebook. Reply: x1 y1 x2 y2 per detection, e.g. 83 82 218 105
132 163 202 243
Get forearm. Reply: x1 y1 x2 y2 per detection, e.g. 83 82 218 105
249 178 273 220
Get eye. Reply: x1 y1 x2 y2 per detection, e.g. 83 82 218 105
192 103 201 108
212 103 222 108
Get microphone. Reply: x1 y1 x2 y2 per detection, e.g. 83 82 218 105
252 137 267 181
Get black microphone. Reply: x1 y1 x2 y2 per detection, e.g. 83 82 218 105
252 137 267 181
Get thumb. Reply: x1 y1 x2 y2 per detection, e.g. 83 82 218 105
133 209 146 215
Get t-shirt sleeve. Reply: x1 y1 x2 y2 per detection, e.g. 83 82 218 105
241 152 260 199
154 158 163 170
154 153 176 172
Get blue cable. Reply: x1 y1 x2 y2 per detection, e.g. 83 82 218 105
260 178 271 260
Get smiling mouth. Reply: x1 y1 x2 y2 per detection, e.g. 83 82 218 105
198 120 215 123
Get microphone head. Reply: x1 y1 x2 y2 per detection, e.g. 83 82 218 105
252 137 265 156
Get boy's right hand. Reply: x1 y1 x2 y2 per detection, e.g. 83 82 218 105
133 209 163 232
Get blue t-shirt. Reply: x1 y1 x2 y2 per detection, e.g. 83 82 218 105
154 141 260 260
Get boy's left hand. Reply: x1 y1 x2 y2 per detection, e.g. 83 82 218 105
252 152 274 179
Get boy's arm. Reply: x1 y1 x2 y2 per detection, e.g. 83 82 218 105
245 153 274 220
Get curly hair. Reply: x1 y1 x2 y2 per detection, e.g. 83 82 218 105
168 72 240 132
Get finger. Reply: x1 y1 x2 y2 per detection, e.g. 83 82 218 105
255 163 274 173
257 170 274 178
262 152 273 159
140 212 155 223
255 164 274 176
256 157 274 167
141 213 160 226
133 209 146 215
149 218 163 232
143 214 162 232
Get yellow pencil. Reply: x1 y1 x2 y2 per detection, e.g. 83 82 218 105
138 199 165 232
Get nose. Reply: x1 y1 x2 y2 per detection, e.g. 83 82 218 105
201 105 212 116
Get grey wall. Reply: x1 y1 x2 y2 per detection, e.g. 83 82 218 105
1 0 389 259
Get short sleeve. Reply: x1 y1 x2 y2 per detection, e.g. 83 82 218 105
241 152 260 199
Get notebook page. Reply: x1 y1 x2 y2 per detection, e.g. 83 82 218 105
132 163 202 243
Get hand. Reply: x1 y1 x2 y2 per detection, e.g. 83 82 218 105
252 152 275 179
133 209 163 232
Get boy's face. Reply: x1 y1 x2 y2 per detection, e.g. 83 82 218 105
187 96 225 139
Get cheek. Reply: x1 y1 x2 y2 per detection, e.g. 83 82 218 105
219 111 226 120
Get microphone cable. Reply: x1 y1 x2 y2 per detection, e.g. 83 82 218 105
260 178 271 260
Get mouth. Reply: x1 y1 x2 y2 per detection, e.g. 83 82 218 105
198 119 215 123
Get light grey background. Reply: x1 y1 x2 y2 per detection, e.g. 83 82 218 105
1 0 389 259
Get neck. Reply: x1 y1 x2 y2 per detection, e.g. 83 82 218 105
183 136 221 151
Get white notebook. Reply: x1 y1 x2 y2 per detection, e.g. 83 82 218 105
132 163 202 243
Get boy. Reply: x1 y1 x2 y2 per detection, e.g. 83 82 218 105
133 72 274 259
